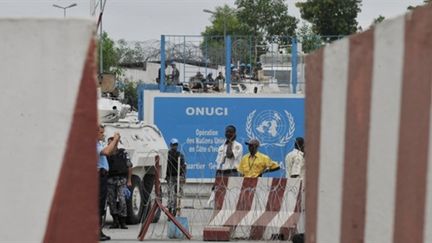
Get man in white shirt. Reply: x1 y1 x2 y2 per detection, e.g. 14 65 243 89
285 137 305 178
208 125 243 206
215 125 243 176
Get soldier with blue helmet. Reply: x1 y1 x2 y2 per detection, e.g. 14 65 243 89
165 138 186 216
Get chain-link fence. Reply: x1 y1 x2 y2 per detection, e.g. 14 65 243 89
155 34 344 94
158 35 298 94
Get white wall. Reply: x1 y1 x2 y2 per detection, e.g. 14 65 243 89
123 62 221 83
0 18 96 242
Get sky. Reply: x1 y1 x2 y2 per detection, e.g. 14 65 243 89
0 0 426 41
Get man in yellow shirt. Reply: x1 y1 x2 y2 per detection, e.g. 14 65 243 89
237 139 280 178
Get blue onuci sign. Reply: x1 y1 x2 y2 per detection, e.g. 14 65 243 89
153 96 304 179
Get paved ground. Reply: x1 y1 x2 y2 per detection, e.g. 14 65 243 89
103 197 213 242
104 212 208 242
103 208 292 243
102 185 294 242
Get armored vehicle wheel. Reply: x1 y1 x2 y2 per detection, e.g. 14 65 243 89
126 175 144 224
126 173 161 224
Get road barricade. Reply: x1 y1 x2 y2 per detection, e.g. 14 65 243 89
203 177 302 241
0 19 97 242
305 4 432 243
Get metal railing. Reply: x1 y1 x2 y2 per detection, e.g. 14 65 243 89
156 34 344 94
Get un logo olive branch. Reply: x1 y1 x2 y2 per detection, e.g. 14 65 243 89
246 110 257 140
277 110 295 146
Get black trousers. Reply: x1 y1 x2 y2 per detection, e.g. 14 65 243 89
216 169 239 177
99 169 108 220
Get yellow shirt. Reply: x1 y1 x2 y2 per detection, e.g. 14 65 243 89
237 152 280 178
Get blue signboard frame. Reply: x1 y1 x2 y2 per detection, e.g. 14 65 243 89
153 96 304 179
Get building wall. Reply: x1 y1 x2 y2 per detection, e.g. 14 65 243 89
123 62 220 83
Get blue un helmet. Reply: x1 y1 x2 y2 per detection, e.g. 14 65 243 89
170 138 179 145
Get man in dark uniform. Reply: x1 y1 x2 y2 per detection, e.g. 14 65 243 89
106 137 133 229
170 63 180 85
165 138 186 216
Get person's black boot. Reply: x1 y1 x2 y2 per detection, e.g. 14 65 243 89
109 215 120 229
119 216 128 229
100 230 111 241
167 208 173 221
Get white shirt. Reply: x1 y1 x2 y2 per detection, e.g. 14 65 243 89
215 140 243 170
285 148 305 178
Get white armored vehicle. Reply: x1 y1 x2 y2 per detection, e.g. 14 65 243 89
98 97 131 123
99 98 167 224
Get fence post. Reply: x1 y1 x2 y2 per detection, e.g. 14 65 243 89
183 36 186 83
291 37 298 94
205 36 208 76
137 84 144 121
249 35 252 77
160 35 166 92
225 35 231 94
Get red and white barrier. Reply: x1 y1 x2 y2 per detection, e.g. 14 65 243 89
0 19 97 242
305 4 432 243
204 177 302 240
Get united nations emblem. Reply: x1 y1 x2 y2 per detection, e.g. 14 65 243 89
246 109 295 146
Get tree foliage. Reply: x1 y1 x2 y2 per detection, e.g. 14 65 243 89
235 0 297 39
201 5 250 65
296 22 322 53
117 39 136 64
202 1 298 64
117 39 160 64
371 15 385 26
296 0 361 40
201 5 249 37
97 31 123 76
122 81 138 110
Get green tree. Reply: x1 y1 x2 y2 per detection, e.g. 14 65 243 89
296 22 322 53
122 82 138 110
117 39 135 64
97 31 123 76
201 5 250 66
235 0 298 39
371 15 385 26
117 40 155 64
202 1 298 64
202 5 249 38
296 0 361 40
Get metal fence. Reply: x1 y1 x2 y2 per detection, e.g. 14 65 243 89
157 34 344 94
